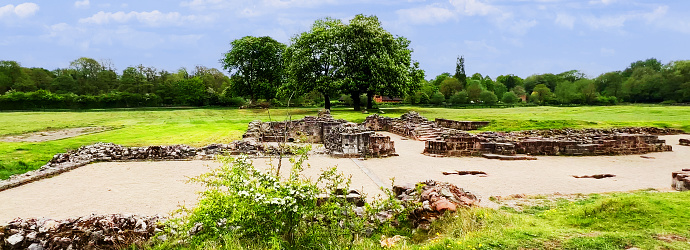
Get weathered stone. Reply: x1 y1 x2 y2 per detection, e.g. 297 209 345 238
672 170 690 191
680 138 690 146
0 214 163 250
6 233 24 245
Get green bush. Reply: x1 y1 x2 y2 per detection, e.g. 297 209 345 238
449 90 469 105
480 90 498 105
502 92 519 104
430 91 445 105
417 92 430 104
155 147 417 249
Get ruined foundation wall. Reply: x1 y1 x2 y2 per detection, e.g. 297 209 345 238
425 128 676 157
435 118 490 131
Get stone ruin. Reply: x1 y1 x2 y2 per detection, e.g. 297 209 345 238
0 214 163 250
680 138 690 146
242 110 397 158
672 169 690 191
424 127 681 158
323 124 397 158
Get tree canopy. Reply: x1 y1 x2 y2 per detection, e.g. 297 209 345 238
221 36 286 102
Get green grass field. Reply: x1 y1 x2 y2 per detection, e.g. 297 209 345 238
2 105 689 180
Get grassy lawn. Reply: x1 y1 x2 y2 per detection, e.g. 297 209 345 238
2 105 689 180
411 190 690 250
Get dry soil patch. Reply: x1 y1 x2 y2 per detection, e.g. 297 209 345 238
0 127 109 142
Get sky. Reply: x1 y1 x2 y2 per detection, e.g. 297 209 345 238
1 0 689 80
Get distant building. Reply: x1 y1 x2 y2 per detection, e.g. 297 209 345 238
374 95 403 103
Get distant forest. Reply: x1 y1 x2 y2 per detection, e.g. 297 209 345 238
1 56 688 110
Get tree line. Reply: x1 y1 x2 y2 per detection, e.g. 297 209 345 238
413 57 690 106
1 14 689 110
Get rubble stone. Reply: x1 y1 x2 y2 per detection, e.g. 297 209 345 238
393 180 479 228
680 138 690 146
672 170 690 191
0 214 163 250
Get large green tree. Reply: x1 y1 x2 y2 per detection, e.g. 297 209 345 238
221 36 286 102
338 14 423 110
284 18 344 109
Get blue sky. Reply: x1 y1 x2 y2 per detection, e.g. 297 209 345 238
1 0 689 80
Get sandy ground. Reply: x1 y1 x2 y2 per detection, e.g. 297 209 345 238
0 127 108 142
1 133 688 223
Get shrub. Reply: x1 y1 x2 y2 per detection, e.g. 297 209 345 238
417 92 430 104
449 91 469 105
502 91 519 104
479 90 498 105
430 91 445 105
159 147 406 249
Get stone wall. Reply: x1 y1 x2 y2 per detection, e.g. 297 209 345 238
0 141 280 192
680 138 690 146
673 170 690 191
435 118 490 131
425 128 676 157
0 214 163 250
242 111 345 143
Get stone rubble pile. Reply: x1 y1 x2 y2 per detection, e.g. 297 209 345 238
0 214 163 250
393 181 479 229
425 128 676 157
680 138 690 146
672 169 690 191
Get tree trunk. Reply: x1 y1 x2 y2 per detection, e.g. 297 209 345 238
351 92 361 111
323 93 331 110
366 91 374 110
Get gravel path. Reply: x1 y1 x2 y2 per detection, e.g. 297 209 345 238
1 134 687 223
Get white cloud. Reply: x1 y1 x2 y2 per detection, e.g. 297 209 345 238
74 0 90 8
0 3 39 18
79 10 212 26
449 0 499 16
396 5 456 25
555 13 575 29
589 0 617 5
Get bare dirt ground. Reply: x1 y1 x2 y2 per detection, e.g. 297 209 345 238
1 133 688 223
0 127 109 142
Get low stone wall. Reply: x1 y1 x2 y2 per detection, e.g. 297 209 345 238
0 214 163 250
243 111 345 143
435 118 490 131
0 140 279 192
425 128 675 157
672 170 690 191
680 138 690 146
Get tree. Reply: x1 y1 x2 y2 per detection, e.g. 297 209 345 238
454 56 467 87
493 82 507 101
530 84 554 104
466 80 483 102
501 92 519 104
338 14 422 111
594 71 624 98
284 18 344 110
496 74 522 90
479 90 497 105
439 77 462 98
221 36 286 102
0 60 28 94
